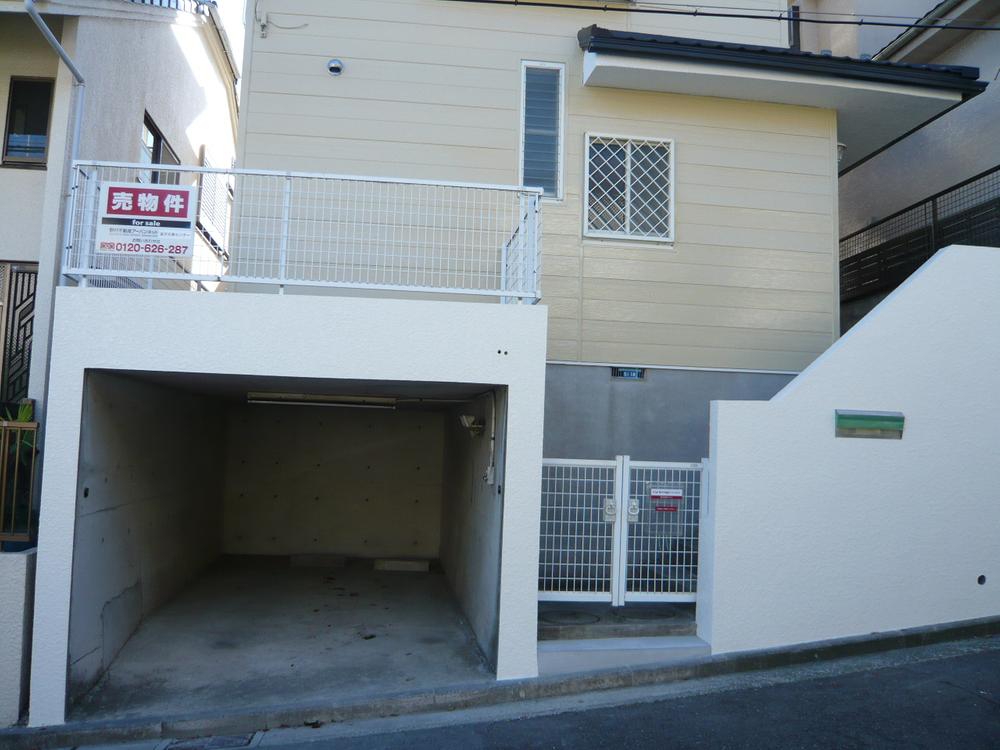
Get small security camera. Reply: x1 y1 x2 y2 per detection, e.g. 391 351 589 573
327 58 344 77
459 414 484 436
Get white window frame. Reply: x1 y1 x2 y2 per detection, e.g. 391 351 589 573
519 60 565 201
583 132 675 244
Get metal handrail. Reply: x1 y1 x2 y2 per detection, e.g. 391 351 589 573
62 161 543 300
840 162 1000 247
70 160 545 196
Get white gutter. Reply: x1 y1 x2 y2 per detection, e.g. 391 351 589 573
875 0 966 60
24 0 86 282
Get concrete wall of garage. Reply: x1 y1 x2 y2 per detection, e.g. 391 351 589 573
441 390 508 667
222 404 445 559
67 372 225 702
0 548 35 726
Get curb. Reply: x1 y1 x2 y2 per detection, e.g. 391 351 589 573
4 615 999 749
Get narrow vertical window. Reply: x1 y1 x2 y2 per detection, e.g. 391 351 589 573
139 114 180 185
521 62 564 199
3 78 53 165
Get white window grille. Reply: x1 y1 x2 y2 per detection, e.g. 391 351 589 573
585 134 674 243
520 62 564 200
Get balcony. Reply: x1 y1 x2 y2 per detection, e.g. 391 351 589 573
61 161 542 302
840 164 1000 304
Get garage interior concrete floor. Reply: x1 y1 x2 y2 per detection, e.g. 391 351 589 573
70 556 493 722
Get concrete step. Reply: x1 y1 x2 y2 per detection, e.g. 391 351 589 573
538 635 711 676
538 602 696 641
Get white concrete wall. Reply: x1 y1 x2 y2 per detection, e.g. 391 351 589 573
698 245 1000 655
68 372 225 701
30 289 546 726
440 391 508 666
223 404 445 559
0 548 35 726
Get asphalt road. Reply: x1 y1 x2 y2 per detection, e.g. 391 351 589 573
259 643 1000 750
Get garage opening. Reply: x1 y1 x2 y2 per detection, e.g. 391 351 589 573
66 370 508 720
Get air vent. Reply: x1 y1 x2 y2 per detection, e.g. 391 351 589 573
611 367 645 380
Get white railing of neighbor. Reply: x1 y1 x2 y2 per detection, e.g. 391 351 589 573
61 161 542 301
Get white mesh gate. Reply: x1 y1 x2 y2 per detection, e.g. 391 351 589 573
538 456 704 605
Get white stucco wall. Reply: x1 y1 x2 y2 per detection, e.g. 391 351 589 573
0 548 35 726
698 245 1000 655
28 7 238 410
29 289 546 726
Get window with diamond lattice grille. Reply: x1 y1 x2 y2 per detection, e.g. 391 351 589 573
586 135 673 242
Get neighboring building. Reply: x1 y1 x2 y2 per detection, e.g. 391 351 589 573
794 0 1000 329
0 0 238 726
14 0 990 731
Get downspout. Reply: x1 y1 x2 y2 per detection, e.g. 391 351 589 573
25 0 86 283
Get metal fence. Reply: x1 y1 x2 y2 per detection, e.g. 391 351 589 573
539 456 704 605
0 421 37 543
127 0 213 13
840 164 1000 302
62 161 542 301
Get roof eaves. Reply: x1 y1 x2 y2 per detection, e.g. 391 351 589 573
578 25 986 97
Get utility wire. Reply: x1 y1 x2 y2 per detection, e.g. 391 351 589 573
436 0 1000 31
634 1 995 24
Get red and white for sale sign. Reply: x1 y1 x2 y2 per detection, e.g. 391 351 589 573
95 182 198 257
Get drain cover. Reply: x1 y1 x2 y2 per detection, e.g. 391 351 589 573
166 735 253 750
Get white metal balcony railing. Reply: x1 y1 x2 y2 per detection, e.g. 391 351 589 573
61 161 542 301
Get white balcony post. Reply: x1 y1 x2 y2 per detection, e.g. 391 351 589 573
278 174 292 295
525 192 540 302
77 168 98 288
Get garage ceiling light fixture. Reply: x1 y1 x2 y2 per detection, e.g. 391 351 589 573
246 392 397 409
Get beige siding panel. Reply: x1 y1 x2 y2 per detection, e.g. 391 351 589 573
566 89 831 138
678 165 833 196
241 153 515 184
243 0 836 372
247 113 514 151
582 300 833 333
581 342 820 372
581 244 832 274
245 134 512 170
542 255 580 278
678 224 832 253
584 258 831 293
548 338 581 361
544 296 581 320
548 317 580 342
247 92 510 124
541 275 582 300
248 72 514 111
581 278 834 314
581 320 831 353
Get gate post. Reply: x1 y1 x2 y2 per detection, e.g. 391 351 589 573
612 454 631 607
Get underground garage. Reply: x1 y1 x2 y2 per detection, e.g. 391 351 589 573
64 370 514 719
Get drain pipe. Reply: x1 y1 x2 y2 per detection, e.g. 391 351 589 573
25 0 86 275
